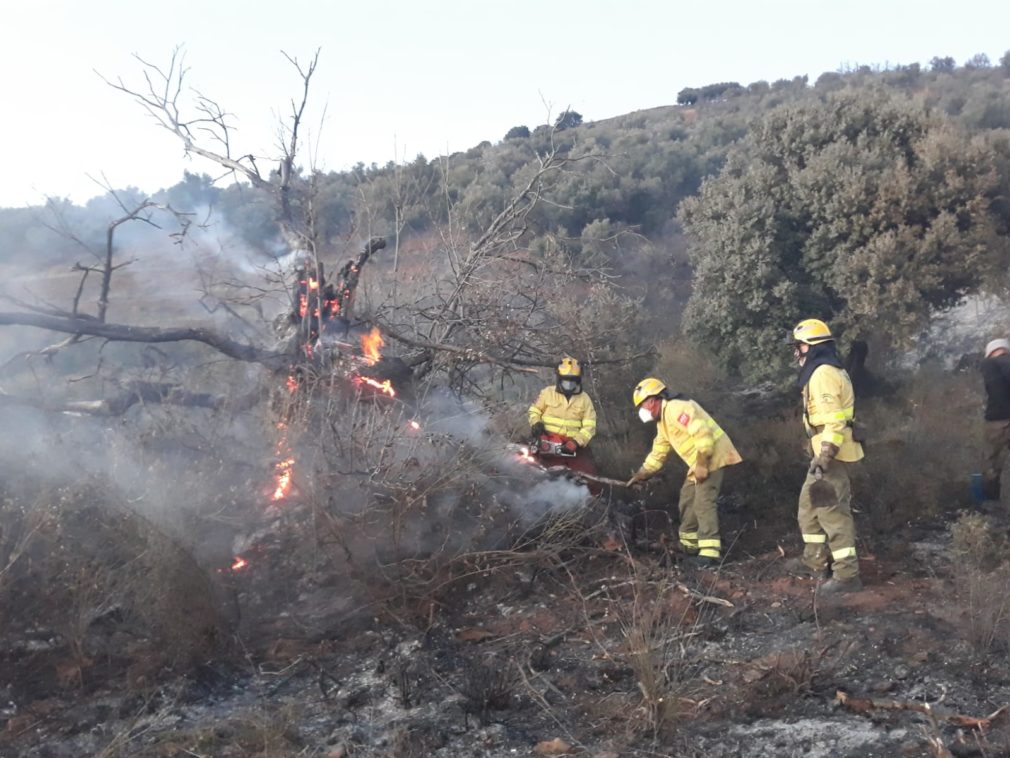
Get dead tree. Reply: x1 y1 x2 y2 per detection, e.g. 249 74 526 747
99 47 319 255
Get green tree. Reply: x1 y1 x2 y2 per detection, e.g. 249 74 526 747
930 56 957 72
677 87 699 105
504 125 530 139
964 53 991 70
679 91 1008 379
1001 50 1010 74
554 110 583 130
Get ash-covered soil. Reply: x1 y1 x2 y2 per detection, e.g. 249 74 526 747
4 506 1010 758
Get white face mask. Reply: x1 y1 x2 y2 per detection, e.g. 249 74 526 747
638 407 654 423
560 379 578 392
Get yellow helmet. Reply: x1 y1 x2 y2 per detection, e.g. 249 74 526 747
792 318 833 345
632 377 667 407
557 356 582 378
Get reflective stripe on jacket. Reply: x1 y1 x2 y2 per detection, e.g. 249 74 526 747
642 398 742 477
803 364 863 462
528 387 597 447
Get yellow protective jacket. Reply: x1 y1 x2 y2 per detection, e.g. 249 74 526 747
642 398 742 478
528 387 597 447
802 364 864 462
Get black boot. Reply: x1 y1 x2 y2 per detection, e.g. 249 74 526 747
818 576 863 594
783 557 829 579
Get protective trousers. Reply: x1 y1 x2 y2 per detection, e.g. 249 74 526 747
983 420 1010 501
797 461 858 580
677 468 724 558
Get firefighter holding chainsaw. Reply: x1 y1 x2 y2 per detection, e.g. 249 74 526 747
528 357 599 484
789 318 864 594
627 378 742 568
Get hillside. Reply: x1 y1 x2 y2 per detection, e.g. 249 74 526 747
2 55 1010 757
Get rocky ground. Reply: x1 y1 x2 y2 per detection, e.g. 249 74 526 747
4 499 1010 758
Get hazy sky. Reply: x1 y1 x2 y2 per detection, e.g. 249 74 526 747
2 0 1007 207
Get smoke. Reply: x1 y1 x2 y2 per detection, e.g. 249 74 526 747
412 386 593 526
0 190 597 644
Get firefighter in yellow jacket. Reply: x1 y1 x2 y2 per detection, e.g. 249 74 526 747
627 378 742 567
528 357 600 486
790 319 864 593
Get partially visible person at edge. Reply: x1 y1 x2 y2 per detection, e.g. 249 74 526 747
626 377 742 568
788 319 864 594
981 338 1010 502
528 356 600 493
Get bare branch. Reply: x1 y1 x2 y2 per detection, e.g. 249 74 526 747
0 311 289 368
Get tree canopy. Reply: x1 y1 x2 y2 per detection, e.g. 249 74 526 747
679 89 1010 378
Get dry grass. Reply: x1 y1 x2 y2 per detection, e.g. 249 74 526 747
614 562 701 743
459 654 516 725
119 704 305 758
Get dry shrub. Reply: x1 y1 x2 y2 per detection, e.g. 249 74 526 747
737 642 851 718
961 565 1010 657
855 366 981 529
950 512 1010 657
242 376 609 632
951 511 1005 571
0 478 226 697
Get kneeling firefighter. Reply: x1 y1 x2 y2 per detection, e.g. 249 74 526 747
528 357 600 489
790 318 864 594
627 378 742 567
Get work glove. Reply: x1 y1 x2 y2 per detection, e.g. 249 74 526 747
691 453 711 483
808 442 839 479
562 439 578 454
530 422 546 438
626 468 652 489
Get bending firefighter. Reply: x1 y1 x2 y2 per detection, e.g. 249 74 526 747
790 319 865 593
627 378 742 567
980 338 1010 502
528 357 600 488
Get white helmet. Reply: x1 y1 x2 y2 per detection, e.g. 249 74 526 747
985 338 1010 358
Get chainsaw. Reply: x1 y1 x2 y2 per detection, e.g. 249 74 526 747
530 432 576 457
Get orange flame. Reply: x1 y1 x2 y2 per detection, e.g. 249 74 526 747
361 326 384 365
517 446 537 464
298 277 321 319
286 375 298 393
353 375 395 397
231 556 248 571
408 420 421 431
272 457 295 501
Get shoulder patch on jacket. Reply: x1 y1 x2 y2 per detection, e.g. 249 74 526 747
677 412 691 426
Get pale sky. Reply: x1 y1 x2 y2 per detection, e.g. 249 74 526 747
1 0 1007 207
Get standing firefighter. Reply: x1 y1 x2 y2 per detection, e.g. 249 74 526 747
790 319 864 593
626 378 742 567
528 357 599 485
981 338 1010 501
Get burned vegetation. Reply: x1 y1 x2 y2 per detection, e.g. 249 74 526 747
4 48 1010 758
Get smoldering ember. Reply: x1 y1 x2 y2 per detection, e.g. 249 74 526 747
4 46 1010 758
